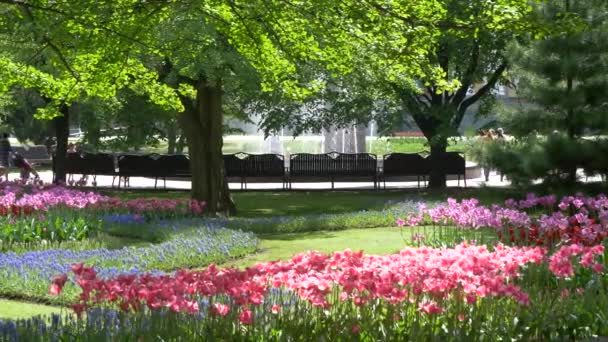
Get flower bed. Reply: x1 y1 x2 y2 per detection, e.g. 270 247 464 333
398 193 608 246
3 192 608 340
0 182 207 249
0 182 206 216
0 225 258 303
3 242 600 340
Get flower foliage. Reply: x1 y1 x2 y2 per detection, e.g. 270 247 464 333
51 242 604 319
398 193 608 246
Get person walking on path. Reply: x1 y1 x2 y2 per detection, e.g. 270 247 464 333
480 129 494 182
495 128 506 181
0 133 12 180
12 152 39 181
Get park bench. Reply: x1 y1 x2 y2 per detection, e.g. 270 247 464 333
288 152 378 189
53 151 468 189
223 153 287 189
223 153 245 183
157 154 191 179
63 152 117 186
380 152 467 188
13 145 52 165
380 153 430 188
427 152 467 187
117 154 165 188
242 153 287 189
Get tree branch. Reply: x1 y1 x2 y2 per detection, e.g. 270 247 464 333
45 39 80 81
450 39 480 105
2 0 159 51
18 5 80 81
458 60 507 114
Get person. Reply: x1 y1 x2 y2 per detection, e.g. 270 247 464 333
67 143 77 153
12 152 39 181
495 128 506 181
0 133 12 180
480 129 494 182
44 136 54 155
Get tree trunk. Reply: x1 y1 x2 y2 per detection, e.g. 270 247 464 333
565 5 577 184
53 104 70 184
166 121 177 154
178 77 235 215
427 136 448 189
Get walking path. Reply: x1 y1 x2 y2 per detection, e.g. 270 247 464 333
6 170 502 190
8 168 603 191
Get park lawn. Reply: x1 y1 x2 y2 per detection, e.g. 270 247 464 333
0 299 63 320
220 226 497 269
103 188 523 218
221 227 408 268
102 181 608 219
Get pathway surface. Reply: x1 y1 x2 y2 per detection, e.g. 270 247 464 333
7 170 504 190
8 169 603 191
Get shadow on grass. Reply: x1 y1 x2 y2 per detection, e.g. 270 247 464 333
260 230 337 241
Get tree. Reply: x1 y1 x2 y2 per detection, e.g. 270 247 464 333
1 0 540 208
496 0 608 183
139 1 378 213
0 88 53 144
0 1 180 182
254 0 538 188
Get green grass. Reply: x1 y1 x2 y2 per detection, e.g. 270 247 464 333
221 226 497 269
102 188 525 218
221 227 407 268
102 182 608 220
368 137 469 155
0 299 63 319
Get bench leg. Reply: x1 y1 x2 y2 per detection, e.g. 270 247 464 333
154 177 158 190
464 174 467 188
164 177 167 189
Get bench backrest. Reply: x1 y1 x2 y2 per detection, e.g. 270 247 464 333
63 153 88 174
290 153 335 177
118 154 162 177
157 154 190 177
243 154 285 177
14 145 51 161
383 153 429 176
223 154 245 177
290 152 377 177
334 153 377 176
427 152 466 175
82 153 115 174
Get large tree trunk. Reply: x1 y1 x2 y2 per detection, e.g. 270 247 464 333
427 136 448 189
166 120 177 154
178 77 235 215
53 104 70 184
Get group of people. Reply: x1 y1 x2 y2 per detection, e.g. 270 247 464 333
0 133 40 181
478 128 506 182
